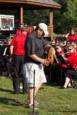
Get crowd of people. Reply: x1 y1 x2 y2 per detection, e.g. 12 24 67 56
0 23 77 108
50 39 77 89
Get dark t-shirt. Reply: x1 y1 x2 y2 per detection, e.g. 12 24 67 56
24 32 48 64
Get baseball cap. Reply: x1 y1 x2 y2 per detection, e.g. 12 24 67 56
38 23 49 37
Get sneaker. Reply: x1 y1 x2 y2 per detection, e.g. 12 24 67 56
28 103 38 110
24 100 39 108
28 100 39 109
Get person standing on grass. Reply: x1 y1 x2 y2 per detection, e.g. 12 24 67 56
10 26 28 94
23 23 50 108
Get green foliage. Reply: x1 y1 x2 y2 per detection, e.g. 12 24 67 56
24 9 49 26
54 0 77 33
64 0 77 28
64 0 77 20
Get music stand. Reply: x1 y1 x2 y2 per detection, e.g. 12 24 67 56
57 55 67 64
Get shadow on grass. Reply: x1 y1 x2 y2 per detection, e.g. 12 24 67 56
0 97 24 106
0 97 35 115
0 88 13 93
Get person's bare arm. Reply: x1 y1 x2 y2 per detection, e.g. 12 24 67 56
10 45 14 56
29 54 49 66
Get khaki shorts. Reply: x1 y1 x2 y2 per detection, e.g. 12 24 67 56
23 63 47 87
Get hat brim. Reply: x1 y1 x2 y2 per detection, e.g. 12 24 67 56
43 30 49 37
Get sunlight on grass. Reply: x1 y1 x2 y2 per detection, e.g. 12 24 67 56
0 77 77 115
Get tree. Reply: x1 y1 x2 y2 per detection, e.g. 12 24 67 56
24 9 49 26
54 0 77 33
64 0 77 29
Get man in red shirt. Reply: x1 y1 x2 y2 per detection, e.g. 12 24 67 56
15 24 24 36
10 26 27 94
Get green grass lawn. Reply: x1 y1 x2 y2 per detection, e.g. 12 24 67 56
0 77 77 115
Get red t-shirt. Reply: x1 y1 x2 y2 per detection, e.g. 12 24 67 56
67 52 77 69
16 28 22 36
57 52 77 69
11 33 27 55
68 34 77 41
